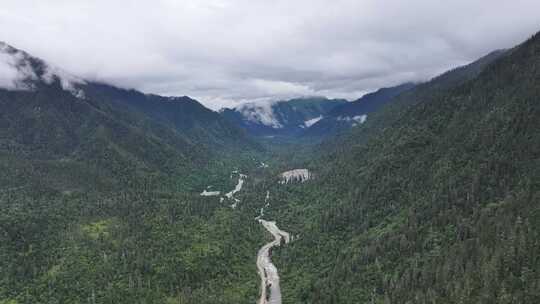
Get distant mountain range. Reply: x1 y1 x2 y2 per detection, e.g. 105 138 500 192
220 97 347 137
219 84 420 138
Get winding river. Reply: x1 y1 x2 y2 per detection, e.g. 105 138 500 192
256 217 290 304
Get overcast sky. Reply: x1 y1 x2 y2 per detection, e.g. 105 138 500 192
1 0 539 109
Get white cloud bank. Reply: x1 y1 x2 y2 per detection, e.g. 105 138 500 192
1 0 539 109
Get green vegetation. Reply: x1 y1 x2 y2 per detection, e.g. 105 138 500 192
0 187 265 303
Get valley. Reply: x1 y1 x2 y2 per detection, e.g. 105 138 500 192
1 14 539 304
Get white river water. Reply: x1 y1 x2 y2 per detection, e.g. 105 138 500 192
256 219 290 304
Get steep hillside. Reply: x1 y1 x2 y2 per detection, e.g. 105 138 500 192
0 86 204 191
220 97 347 137
268 33 540 303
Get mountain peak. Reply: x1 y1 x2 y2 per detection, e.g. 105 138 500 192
0 41 85 96
220 96 348 136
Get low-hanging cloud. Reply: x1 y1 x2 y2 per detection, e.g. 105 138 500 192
1 0 539 109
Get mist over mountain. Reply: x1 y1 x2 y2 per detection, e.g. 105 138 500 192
0 42 256 192
220 97 347 137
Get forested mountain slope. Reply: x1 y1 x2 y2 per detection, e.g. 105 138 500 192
317 48 509 154
304 50 506 139
82 82 255 149
0 42 256 193
268 32 540 303
0 85 205 192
